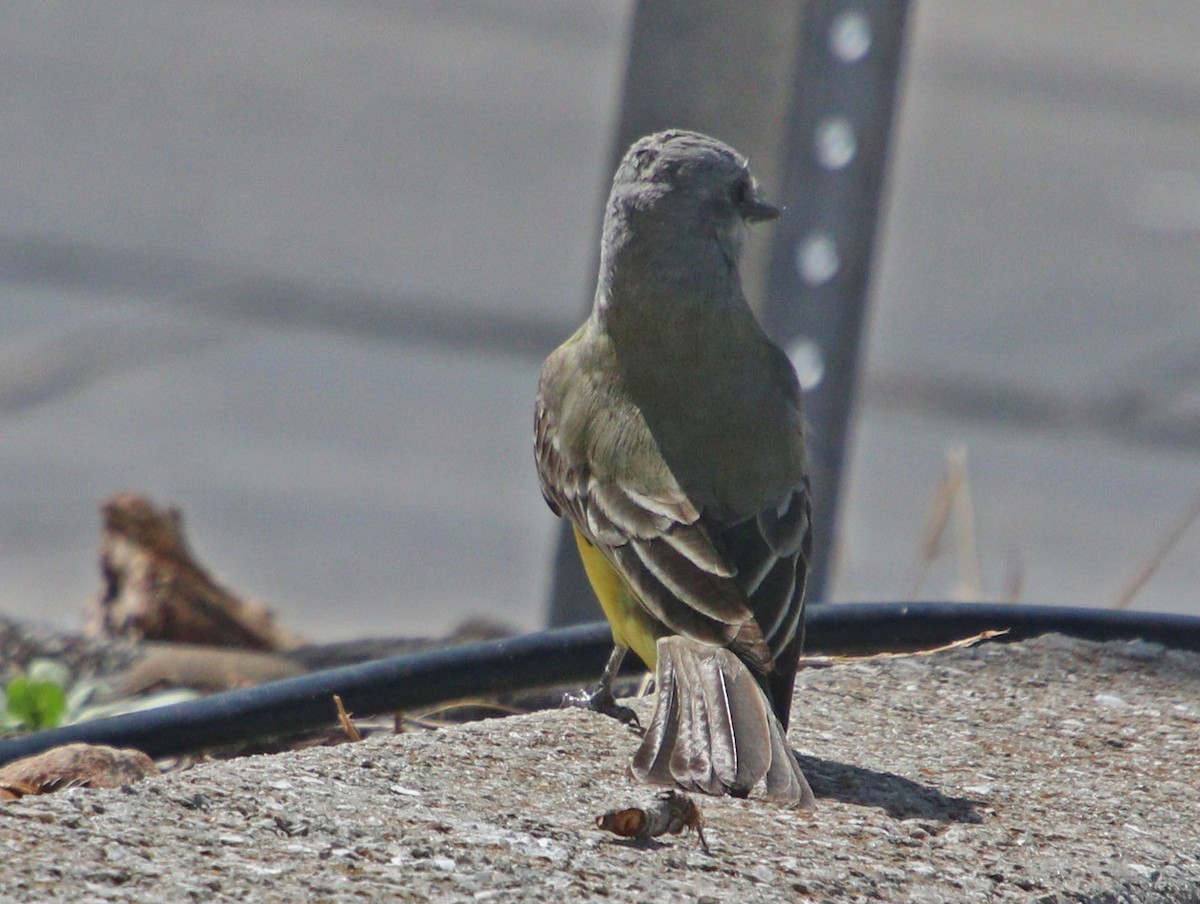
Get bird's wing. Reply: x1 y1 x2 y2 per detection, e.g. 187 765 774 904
536 381 786 671
713 480 811 662
709 480 812 726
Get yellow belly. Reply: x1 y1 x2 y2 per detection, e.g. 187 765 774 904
572 527 660 668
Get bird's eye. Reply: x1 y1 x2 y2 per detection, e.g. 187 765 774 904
729 179 749 206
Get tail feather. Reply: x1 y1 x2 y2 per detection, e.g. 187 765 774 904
762 700 814 805
634 650 682 782
631 636 815 808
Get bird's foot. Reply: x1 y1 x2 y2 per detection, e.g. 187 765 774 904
562 685 641 729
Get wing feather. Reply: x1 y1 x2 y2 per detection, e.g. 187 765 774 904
535 353 811 705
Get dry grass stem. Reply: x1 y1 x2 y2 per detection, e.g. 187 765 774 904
912 446 983 599
796 628 1006 669
1003 543 1025 603
1109 486 1200 610
911 449 964 596
950 448 983 600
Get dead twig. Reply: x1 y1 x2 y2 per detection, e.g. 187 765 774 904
332 695 361 742
87 492 304 651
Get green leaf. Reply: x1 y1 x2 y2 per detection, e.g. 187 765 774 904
4 677 68 730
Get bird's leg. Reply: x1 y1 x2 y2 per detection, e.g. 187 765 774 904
563 644 641 728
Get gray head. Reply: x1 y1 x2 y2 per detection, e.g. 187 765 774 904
603 130 779 276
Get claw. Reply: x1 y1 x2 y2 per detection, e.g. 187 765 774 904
563 685 641 729
563 644 642 728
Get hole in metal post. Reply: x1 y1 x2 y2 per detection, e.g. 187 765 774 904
829 10 872 62
787 338 826 392
815 117 857 169
796 233 840 286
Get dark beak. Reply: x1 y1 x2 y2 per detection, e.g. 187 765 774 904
742 195 781 223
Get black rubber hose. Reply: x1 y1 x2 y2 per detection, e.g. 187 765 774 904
805 601 1200 654
1 602 1198 767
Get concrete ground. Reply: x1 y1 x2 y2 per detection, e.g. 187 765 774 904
1 634 1198 902
1 2 1199 639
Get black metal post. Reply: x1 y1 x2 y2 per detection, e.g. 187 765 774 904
760 1 910 600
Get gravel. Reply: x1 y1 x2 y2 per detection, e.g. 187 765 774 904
2 634 1197 902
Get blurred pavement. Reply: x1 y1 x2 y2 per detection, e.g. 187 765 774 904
1 1 1198 639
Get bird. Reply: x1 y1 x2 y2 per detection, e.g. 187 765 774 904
534 129 815 806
